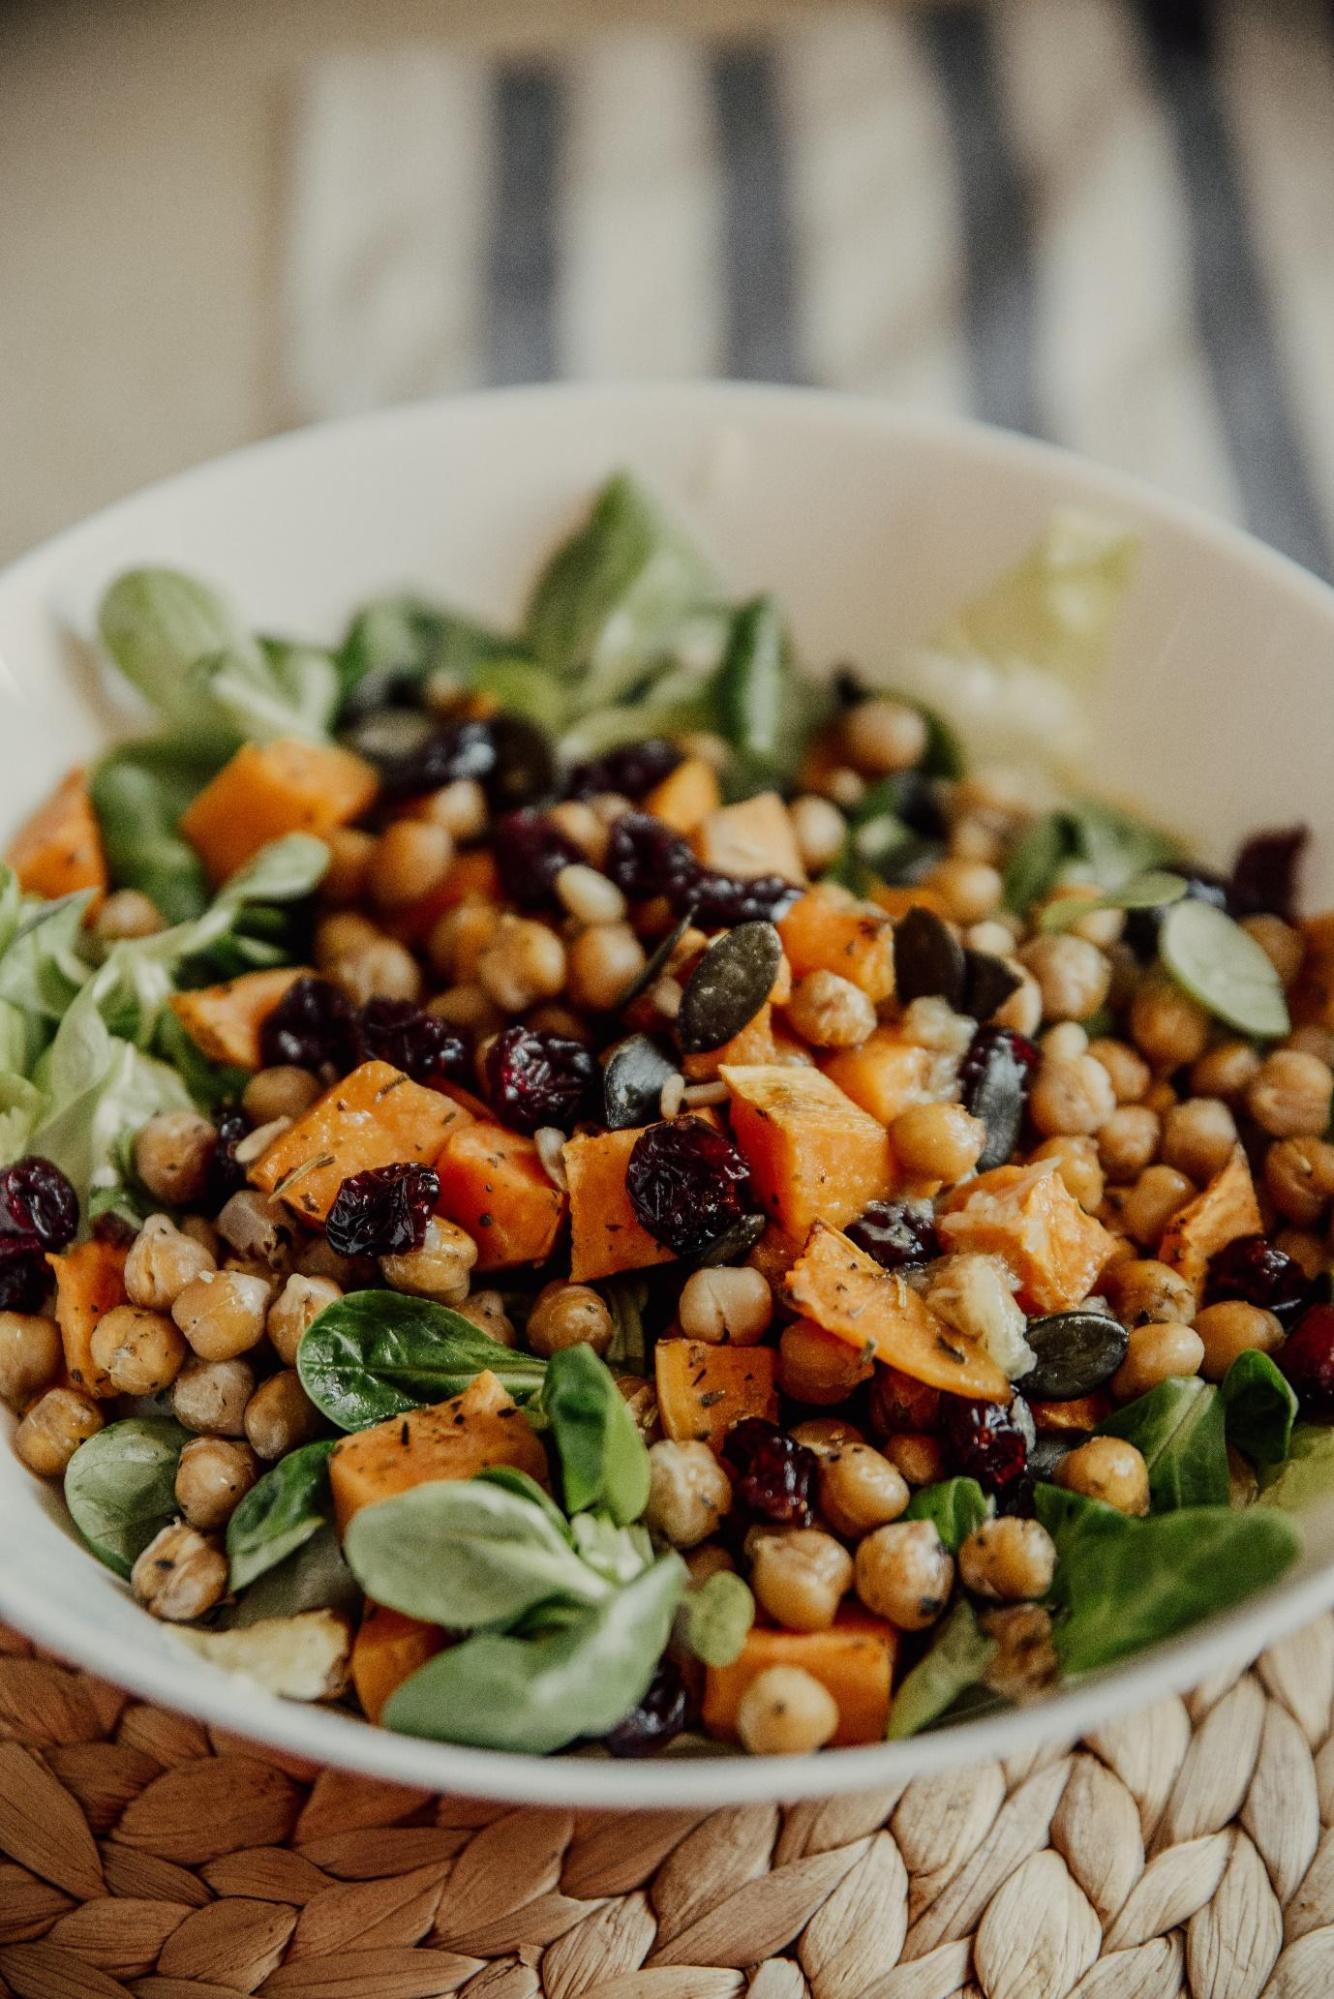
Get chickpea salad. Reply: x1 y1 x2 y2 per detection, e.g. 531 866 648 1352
0 474 1327 1759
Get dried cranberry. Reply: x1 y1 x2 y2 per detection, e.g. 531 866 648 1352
603 1658 691 1757
626 1117 751 1256
959 1026 1040 1172
942 1395 1034 1495
1124 871 1230 957
485 1026 597 1136
1280 1304 1334 1415
870 1364 943 1435
0 1241 50 1312
357 1000 471 1090
491 809 585 908
259 976 357 1072
325 1161 440 1258
1230 826 1308 923
204 1108 249 1210
1205 1234 1310 1327
605 812 699 901
567 739 683 802
723 1418 818 1526
0 1157 78 1251
846 1200 941 1272
676 870 800 928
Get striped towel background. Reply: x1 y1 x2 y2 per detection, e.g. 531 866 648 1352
284 0 1334 577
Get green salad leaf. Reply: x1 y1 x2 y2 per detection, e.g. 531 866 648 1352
1097 1376 1230 1511
717 595 788 788
1222 1350 1298 1470
1259 1424 1334 1512
535 1342 650 1525
98 568 263 734
64 1417 190 1578
904 1478 991 1552
887 1601 998 1739
1038 870 1187 933
226 1439 336 1592
88 736 228 923
1160 898 1291 1040
297 1290 547 1430
220 1523 362 1629
338 595 515 708
1004 803 1181 914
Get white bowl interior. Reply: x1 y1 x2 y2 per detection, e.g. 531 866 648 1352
2 382 1334 1807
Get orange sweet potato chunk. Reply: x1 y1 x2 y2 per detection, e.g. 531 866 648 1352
821 1030 937 1127
1159 1143 1263 1295
329 1370 547 1534
7 770 107 905
645 756 722 834
937 1159 1119 1315
655 1338 779 1452
168 966 311 1070
1292 911 1334 1029
436 1120 567 1271
180 738 379 885
250 1060 469 1224
786 1220 1012 1402
703 1612 898 1747
721 1063 896 1238
351 1603 445 1723
682 1002 778 1083
49 1240 128 1400
694 791 805 883
777 888 896 1004
564 1125 678 1283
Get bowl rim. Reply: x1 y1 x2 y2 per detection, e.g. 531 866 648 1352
3 377 1334 1809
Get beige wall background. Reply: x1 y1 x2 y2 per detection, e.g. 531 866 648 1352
0 0 835 566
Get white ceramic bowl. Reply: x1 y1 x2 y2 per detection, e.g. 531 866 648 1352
3 383 1334 1809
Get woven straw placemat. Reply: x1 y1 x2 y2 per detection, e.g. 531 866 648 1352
2 1618 1334 1999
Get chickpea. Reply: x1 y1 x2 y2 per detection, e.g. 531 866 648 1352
217 1190 296 1271
93 888 165 943
122 1216 212 1314
477 915 567 1014
820 766 866 811
133 1110 217 1206
684 1543 736 1586
0 1311 61 1409
1056 1436 1150 1515
244 1369 321 1460
790 1416 866 1458
751 1529 853 1633
329 937 422 1006
554 863 626 927
645 1439 732 1548
455 1288 518 1347
1104 1258 1195 1329
1160 1098 1239 1186
1098 1105 1161 1183
1120 1165 1195 1247
14 1385 102 1475
995 968 1043 1038
819 1443 910 1538
242 1066 321 1126
293 1237 363 1287
1248 1050 1334 1140
1112 1320 1205 1400
1130 975 1211 1070
1032 1135 1104 1213
678 1266 773 1346
843 697 928 776
1041 1022 1088 1063
1242 914 1305 988
967 918 1021 956
924 858 1002 926
427 983 504 1036
89 1305 187 1397
315 910 379 968
1264 1136 1334 1227
369 819 453 910
319 825 375 905
787 970 877 1050
854 1519 954 1629
131 1522 227 1623
1288 1024 1334 1065
527 1281 613 1358
959 1518 1057 1602
380 1217 477 1305
549 799 610 864
424 777 488 842
175 1437 259 1530
427 900 496 983
1088 1038 1151 1104
1028 1054 1116 1138
736 1664 839 1756
788 795 846 875
1020 934 1112 1023
901 996 975 1056
778 1319 875 1405
1276 1229 1325 1279
566 922 647 1013
1190 1039 1262 1102
267 1274 342 1366
1193 1300 1284 1383
172 1356 256 1436
172 1269 271 1362
951 816 1003 866
881 1432 947 1487
889 1102 986 1182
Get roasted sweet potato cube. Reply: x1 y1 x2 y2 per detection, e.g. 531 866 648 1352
1159 1144 1263 1295
250 1060 469 1223
563 1125 677 1283
351 1603 445 1723
937 1159 1119 1315
49 1239 128 1400
6 770 107 905
821 1030 938 1127
721 1063 895 1238
694 791 805 883
778 887 896 1004
436 1120 567 1271
168 966 311 1070
645 756 722 834
655 1338 779 1452
329 1370 547 1534
703 1612 898 1747
180 738 378 885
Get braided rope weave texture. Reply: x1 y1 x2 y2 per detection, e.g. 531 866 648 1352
3 1619 1334 1999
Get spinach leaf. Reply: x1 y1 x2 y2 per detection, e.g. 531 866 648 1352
1222 1350 1298 1470
1003 804 1180 915
345 1478 611 1629
98 567 263 733
89 736 228 923
536 1342 650 1525
383 1551 686 1754
297 1290 547 1430
1037 1483 1301 1675
887 1601 998 1739
64 1417 190 1578
338 595 514 710
905 1478 990 1552
1098 1376 1229 1510
220 1524 361 1629
717 596 788 785
1259 1425 1334 1513
569 1511 655 1585
602 1272 651 1374
468 656 568 734
226 1439 336 1592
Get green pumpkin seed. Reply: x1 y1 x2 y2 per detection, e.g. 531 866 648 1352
894 906 966 1010
602 1035 678 1130
1018 1312 1129 1401
962 949 1022 1020
1159 896 1290 1038
693 1211 767 1267
678 921 781 1054
615 909 694 1012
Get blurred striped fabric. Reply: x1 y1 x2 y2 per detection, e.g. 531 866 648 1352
285 0 1334 577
